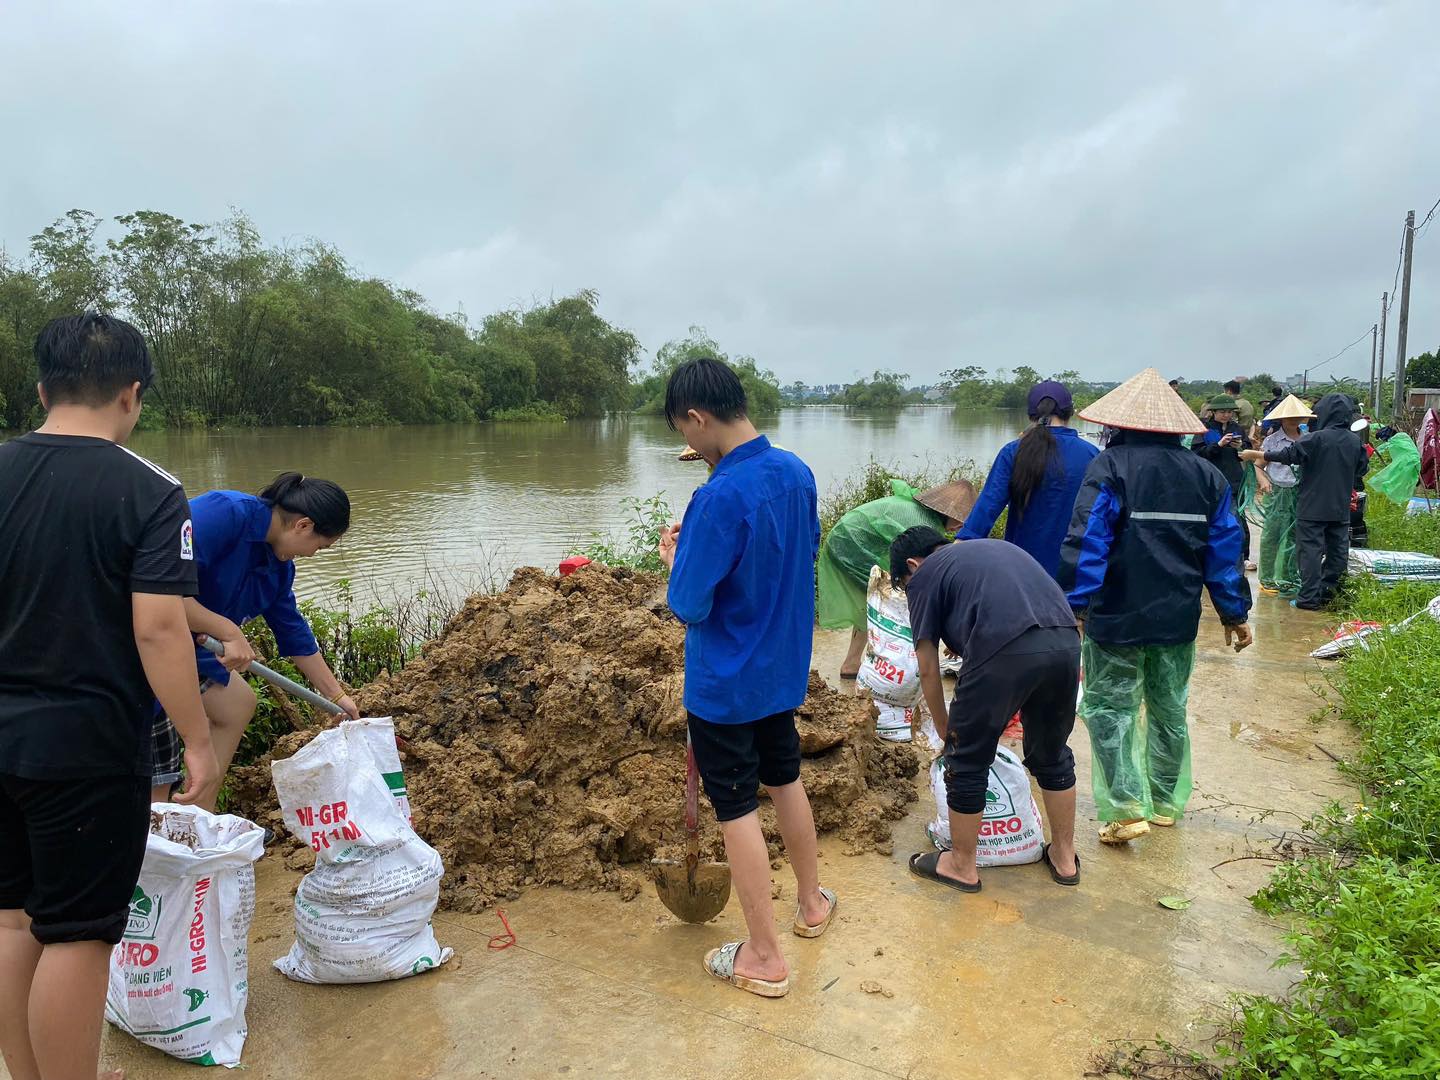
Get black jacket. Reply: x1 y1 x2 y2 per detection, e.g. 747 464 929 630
1264 393 1369 522
1192 418 1251 491
1059 432 1251 647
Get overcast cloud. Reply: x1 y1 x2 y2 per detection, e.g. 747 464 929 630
3 1 1438 386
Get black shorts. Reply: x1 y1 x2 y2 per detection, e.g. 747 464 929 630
687 710 802 822
943 626 1080 815
0 772 150 945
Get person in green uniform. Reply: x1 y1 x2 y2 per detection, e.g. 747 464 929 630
817 479 977 679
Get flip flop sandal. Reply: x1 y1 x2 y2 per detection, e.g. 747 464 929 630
1098 819 1151 845
839 672 859 681
1041 843 1081 886
702 941 789 998
793 886 838 938
908 850 981 893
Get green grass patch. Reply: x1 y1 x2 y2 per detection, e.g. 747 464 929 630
1213 494 1440 1076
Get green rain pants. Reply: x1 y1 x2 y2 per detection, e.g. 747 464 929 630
1257 483 1301 595
1080 638 1197 822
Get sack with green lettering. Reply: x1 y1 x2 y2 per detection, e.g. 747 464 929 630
858 566 922 708
271 718 452 984
105 806 264 1066
926 746 1044 866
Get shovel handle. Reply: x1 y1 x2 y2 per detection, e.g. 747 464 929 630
685 727 701 875
197 635 346 717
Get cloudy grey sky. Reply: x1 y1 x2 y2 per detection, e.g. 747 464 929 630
3 1 1438 387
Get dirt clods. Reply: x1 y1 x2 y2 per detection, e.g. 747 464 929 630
232 565 918 912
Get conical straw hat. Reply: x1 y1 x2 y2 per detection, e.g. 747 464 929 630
915 480 978 522
1079 367 1206 435
1262 394 1315 422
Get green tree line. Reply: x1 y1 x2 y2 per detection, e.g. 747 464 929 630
0 209 780 430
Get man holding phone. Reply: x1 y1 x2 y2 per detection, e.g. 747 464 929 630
1193 395 1253 572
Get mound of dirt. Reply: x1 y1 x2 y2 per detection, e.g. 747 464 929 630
230 565 919 912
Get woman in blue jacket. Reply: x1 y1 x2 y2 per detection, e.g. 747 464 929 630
151 472 357 807
957 381 1098 577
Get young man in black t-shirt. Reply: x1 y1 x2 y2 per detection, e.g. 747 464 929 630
0 314 218 1080
891 527 1082 894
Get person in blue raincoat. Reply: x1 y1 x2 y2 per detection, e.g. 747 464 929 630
150 471 357 806
1058 369 1253 846
957 381 1098 578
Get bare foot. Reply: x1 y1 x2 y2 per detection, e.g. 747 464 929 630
732 941 788 983
1046 845 1078 877
797 888 832 928
937 850 980 887
101 1070 125 1080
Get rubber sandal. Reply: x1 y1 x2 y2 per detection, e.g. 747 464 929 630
1098 819 1151 845
1041 843 1080 886
793 886 838 938
839 672 859 681
702 941 789 998
1149 815 1176 827
908 850 980 893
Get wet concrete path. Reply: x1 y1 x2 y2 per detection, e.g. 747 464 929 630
52 595 1359 1079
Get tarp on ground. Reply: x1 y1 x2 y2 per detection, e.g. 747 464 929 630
1311 594 1440 658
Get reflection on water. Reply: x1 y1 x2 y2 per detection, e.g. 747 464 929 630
125 407 1038 600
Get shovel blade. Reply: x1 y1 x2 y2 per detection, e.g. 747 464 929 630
651 858 732 924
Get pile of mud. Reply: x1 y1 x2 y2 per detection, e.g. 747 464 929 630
231 565 919 912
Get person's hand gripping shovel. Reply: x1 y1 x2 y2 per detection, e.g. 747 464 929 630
198 635 349 720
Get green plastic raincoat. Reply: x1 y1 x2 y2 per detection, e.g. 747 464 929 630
1368 432 1422 507
817 480 944 631
1256 484 1300 595
1080 638 1197 821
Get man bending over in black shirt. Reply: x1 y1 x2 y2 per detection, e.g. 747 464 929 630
0 314 218 1080
891 527 1082 893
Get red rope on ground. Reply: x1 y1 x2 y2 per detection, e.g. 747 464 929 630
488 908 517 950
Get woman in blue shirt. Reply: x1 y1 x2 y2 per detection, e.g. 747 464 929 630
957 381 1099 578
151 472 357 807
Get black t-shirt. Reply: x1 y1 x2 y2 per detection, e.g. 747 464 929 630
0 433 197 779
906 539 1076 674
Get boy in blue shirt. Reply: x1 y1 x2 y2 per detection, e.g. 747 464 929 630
658 358 834 999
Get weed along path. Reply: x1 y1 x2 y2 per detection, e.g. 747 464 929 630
34 596 1355 1080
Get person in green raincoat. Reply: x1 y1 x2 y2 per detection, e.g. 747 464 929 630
818 479 977 679
1253 394 1313 597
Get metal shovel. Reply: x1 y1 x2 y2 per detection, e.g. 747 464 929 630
197 635 345 717
651 730 731 923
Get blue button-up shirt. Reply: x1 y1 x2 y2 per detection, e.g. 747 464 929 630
190 491 319 685
667 436 819 725
958 425 1099 579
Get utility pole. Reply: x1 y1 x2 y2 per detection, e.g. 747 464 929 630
1393 210 1416 421
1378 291 1388 417
1369 323 1378 412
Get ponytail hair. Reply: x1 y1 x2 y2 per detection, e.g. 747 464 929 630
1009 397 1071 518
259 472 351 538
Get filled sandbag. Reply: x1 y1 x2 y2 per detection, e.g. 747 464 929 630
105 806 264 1067
857 566 922 708
271 718 452 984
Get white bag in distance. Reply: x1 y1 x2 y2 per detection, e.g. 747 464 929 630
926 746 1044 866
858 566 922 708
105 806 263 1067
271 718 452 984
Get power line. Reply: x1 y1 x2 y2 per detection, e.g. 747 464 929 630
1310 327 1375 373
1415 192 1440 240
